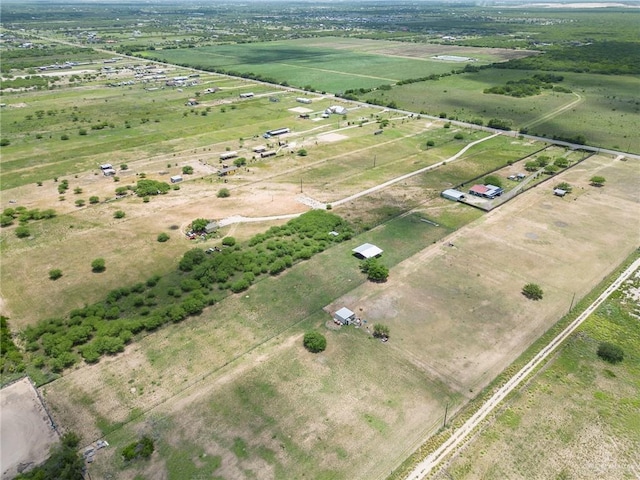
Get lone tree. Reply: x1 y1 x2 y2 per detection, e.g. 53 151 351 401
217 188 230 198
303 331 327 353
360 258 389 282
590 175 606 187
91 258 106 273
122 436 155 462
157 232 170 242
597 342 624 364
522 283 544 300
190 218 209 233
373 323 390 340
483 175 503 188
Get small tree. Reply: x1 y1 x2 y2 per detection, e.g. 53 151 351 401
297 149 308 157
15 226 30 238
122 436 155 461
49 269 63 280
522 283 543 300
373 323 390 340
91 258 106 273
217 188 230 198
89 196 99 204
426 140 435 147
233 157 247 167
75 199 85 207
360 258 389 282
454 132 464 140
483 175 503 188
114 210 126 219
157 232 170 242
303 331 327 353
182 165 194 174
590 176 606 187
190 218 209 233
222 236 236 247
597 342 624 364
120 164 128 170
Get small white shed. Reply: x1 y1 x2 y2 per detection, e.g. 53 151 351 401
334 307 356 325
170 175 183 183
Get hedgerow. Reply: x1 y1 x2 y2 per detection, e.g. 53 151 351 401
17 211 354 379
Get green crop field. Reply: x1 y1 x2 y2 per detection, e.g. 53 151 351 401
140 37 511 93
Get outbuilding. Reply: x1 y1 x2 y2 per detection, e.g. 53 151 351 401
352 243 383 259
554 188 567 197
170 175 183 183
334 307 356 326
441 189 466 202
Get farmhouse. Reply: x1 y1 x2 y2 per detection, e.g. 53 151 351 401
218 165 238 176
253 145 267 153
469 184 503 199
220 151 238 161
441 189 466 202
170 175 183 183
334 307 356 326
554 188 567 197
325 105 347 115
353 243 383 259
296 97 312 104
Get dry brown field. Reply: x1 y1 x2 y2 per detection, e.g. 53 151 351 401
38 152 640 479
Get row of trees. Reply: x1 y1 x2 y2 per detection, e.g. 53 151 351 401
20 211 355 373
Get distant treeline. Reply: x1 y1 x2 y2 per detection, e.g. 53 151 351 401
1 46 100 73
494 41 640 75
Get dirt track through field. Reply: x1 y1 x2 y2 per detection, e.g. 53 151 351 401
405 257 640 480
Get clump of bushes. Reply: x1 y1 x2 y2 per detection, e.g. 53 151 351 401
122 436 154 461
303 331 327 353
597 342 624 364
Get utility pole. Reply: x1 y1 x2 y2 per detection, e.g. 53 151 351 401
569 292 576 314
443 401 449 428
300 178 303 193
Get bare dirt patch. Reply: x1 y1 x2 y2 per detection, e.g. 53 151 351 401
0 378 59 480
317 132 349 143
288 106 313 113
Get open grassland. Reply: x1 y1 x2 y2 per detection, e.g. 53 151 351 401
1 67 540 329
140 37 531 93
364 69 640 153
38 153 640 479
444 269 640 480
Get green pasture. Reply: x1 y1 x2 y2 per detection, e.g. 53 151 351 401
363 69 640 153
0 82 301 190
141 39 469 92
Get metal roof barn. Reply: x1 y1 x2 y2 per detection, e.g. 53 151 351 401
352 243 383 259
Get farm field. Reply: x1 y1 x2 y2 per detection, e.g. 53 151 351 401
38 152 640 479
444 268 640 480
140 37 534 93
1 9 639 479
363 70 640 153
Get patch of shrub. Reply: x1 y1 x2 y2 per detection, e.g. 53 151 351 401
303 331 327 353
597 342 624 364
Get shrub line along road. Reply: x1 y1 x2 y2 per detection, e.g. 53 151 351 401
404 257 640 480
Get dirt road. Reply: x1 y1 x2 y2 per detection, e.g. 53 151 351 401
404 257 640 480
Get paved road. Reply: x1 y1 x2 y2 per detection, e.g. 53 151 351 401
404 257 640 480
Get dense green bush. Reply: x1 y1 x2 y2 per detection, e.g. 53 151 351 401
597 342 624 364
522 283 544 300
303 331 327 353
122 436 155 461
